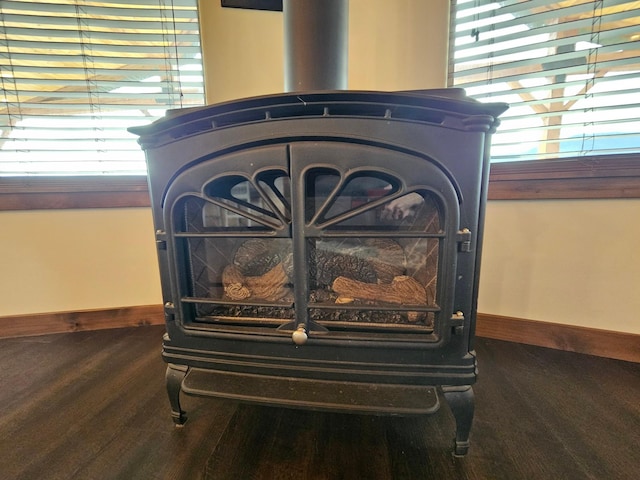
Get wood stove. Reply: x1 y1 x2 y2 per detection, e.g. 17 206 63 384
129 0 506 456
130 89 505 455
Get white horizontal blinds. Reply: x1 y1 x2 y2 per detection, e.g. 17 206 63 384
0 0 205 175
449 0 640 162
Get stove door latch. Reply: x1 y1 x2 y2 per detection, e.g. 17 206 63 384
156 230 167 250
450 311 465 335
164 302 175 322
456 229 472 252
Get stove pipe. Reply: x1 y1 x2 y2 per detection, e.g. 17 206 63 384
283 0 349 92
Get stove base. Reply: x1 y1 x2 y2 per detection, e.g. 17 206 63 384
169 363 440 417
165 363 475 455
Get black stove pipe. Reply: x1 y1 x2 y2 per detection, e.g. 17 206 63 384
283 0 349 92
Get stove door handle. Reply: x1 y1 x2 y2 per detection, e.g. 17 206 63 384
292 324 308 345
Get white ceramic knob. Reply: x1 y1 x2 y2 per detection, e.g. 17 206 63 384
292 325 308 345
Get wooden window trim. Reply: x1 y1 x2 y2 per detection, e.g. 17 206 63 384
488 153 640 200
0 176 151 211
1 153 639 211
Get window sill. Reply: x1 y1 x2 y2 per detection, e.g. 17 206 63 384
0 176 150 211
488 153 640 200
1 154 639 211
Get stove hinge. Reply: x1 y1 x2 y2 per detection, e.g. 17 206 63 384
456 228 472 252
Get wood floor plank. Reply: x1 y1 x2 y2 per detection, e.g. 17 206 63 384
0 326 637 480
472 339 640 480
0 327 236 480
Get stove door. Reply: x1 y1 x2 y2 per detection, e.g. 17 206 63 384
163 141 462 344
289 142 460 343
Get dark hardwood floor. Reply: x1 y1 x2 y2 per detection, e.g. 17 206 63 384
0 325 638 480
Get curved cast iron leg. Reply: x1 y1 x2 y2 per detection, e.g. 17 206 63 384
442 385 475 456
165 363 188 425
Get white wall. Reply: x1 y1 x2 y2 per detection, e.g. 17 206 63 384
348 0 449 91
200 0 450 103
0 209 161 316
198 1 283 103
479 199 640 334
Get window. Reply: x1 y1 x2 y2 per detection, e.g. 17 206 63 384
449 0 640 162
0 0 205 176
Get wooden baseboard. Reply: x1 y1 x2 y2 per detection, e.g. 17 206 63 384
476 313 640 363
0 305 165 339
1 306 638 363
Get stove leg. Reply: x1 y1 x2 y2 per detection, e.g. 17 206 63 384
166 363 188 425
442 385 474 456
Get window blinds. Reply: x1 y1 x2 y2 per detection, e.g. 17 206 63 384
449 0 640 162
0 0 205 175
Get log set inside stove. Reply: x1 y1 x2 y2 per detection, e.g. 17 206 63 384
221 237 434 326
